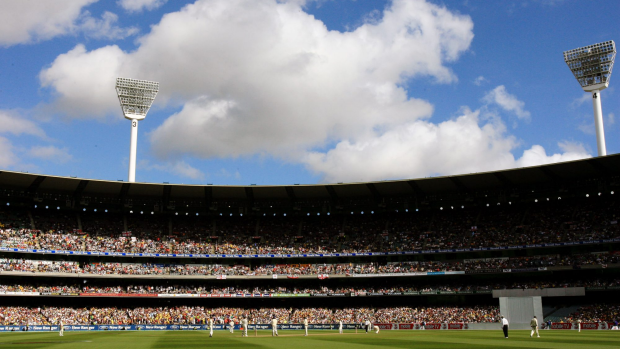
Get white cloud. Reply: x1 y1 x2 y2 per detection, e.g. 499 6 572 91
473 75 488 86
0 1 136 46
483 85 531 121
170 161 205 180
608 112 615 125
27 146 73 164
578 122 594 135
0 137 18 168
118 0 167 12
570 93 591 108
41 0 474 159
302 108 590 183
38 0 589 183
79 11 139 40
516 141 589 168
0 111 57 169
0 0 96 46
40 44 126 119
217 168 242 180
140 160 205 180
0 110 47 138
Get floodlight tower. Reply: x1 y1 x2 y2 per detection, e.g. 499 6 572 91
564 40 616 156
115 78 159 182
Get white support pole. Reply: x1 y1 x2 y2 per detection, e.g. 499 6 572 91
591 90 607 156
128 119 138 182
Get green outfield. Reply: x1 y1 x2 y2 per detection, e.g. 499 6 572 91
0 330 618 349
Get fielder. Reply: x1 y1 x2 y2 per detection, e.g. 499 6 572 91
530 316 540 338
339 320 343 334
271 317 279 336
229 318 234 334
242 317 249 337
59 321 64 337
577 319 582 332
209 318 214 337
373 325 380 334
304 317 309 336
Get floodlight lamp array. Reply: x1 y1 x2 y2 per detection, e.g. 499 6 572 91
563 41 616 91
115 78 159 119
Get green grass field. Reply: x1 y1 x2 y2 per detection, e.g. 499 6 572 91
0 330 618 349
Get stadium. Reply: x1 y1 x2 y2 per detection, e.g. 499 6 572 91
0 154 619 348
1 1 620 348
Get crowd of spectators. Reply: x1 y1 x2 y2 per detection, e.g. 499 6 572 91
562 304 620 323
1 198 617 255
0 278 618 296
0 252 616 277
0 306 500 326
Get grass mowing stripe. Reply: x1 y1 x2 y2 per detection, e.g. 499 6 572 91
0 330 618 349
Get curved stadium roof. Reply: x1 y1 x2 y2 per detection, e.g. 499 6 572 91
0 154 619 212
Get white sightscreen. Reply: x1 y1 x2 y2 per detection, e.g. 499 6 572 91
499 296 543 324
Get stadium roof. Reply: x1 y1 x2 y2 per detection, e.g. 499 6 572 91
1 154 619 209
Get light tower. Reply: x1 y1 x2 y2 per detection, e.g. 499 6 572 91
564 40 616 156
115 77 159 182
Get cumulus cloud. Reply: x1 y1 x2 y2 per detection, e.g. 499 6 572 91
41 0 473 151
0 0 96 46
483 85 531 121
303 108 590 182
40 44 126 119
516 141 589 168
117 0 167 12
38 0 588 183
0 0 136 46
27 146 73 164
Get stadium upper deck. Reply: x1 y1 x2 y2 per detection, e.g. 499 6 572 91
0 155 619 259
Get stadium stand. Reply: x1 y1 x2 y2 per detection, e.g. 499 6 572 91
0 155 619 329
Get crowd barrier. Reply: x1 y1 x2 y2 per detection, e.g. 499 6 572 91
549 322 616 330
0 291 493 298
0 323 480 332
1 238 618 259
0 322 617 332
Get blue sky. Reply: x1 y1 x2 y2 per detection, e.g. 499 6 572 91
0 0 618 185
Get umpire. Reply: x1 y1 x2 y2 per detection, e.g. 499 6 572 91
501 316 509 338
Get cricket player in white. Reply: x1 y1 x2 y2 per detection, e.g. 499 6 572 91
530 316 540 338
364 320 371 333
577 319 582 332
339 320 343 334
373 325 380 334
209 318 214 337
501 316 509 338
229 318 234 333
304 318 309 336
271 317 278 336
242 317 249 337
59 321 64 336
